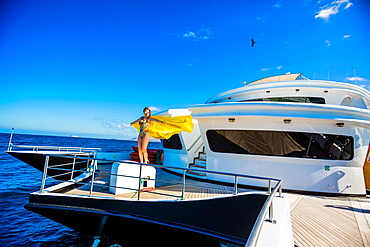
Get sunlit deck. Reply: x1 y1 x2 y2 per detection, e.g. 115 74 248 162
289 193 370 247
64 164 255 200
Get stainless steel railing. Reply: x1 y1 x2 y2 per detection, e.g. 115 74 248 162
8 144 101 153
39 153 98 193
245 180 283 247
38 154 283 245
40 153 282 199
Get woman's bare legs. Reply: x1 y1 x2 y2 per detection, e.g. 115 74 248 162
138 133 151 163
138 136 144 163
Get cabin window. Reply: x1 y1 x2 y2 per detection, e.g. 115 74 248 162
163 134 183 150
240 97 325 104
206 130 353 160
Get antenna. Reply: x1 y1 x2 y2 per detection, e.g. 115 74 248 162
353 67 357 85
327 71 330 80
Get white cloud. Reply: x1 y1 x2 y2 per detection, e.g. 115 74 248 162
261 66 283 71
346 77 367 82
315 0 353 21
326 40 331 46
148 106 161 112
182 27 213 41
344 1 353 9
256 17 266 23
183 31 195 38
343 34 350 38
273 0 282 8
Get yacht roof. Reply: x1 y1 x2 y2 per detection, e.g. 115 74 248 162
246 73 302 85
206 76 370 106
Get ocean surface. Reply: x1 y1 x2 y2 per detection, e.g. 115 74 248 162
0 133 161 247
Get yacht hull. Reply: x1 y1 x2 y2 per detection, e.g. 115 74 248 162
25 192 268 246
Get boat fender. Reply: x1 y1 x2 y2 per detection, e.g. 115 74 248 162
141 187 155 192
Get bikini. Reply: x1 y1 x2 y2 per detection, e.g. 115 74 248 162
139 117 150 137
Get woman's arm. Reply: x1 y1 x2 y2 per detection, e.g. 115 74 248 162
130 117 143 125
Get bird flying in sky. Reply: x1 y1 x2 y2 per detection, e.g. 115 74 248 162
251 39 256 47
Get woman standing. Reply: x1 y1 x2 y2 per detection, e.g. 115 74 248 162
130 107 161 163
131 107 194 163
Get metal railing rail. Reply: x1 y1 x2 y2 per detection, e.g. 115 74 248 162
187 135 202 151
40 154 282 247
39 154 283 245
40 154 282 199
39 153 98 192
244 180 283 247
8 144 101 153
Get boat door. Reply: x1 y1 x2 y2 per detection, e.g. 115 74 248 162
363 144 370 191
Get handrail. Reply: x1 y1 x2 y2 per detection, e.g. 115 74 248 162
38 153 283 245
9 144 101 152
43 153 281 183
244 180 283 247
186 135 202 151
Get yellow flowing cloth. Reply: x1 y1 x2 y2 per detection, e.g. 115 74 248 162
132 115 193 139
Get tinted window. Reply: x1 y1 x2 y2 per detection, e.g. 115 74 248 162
163 134 183 150
241 97 325 104
206 130 353 160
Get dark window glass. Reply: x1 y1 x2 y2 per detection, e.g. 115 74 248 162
241 97 325 104
163 134 183 150
206 130 353 160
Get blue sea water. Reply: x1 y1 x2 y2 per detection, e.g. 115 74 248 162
0 133 161 247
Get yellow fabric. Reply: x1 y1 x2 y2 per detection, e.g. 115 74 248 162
131 115 194 139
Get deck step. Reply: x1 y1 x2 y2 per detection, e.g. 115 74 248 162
194 159 206 168
190 164 206 169
199 153 207 160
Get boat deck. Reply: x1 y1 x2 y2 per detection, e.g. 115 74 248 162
289 193 370 247
64 164 255 200
57 163 370 246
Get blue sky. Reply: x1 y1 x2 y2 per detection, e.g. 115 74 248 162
0 0 369 139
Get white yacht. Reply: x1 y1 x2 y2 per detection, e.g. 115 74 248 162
160 73 370 195
6 73 370 246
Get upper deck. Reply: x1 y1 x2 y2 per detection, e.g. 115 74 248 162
206 74 370 110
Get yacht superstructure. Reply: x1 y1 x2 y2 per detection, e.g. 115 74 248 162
161 73 370 195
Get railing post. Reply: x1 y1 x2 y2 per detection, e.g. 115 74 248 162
40 156 49 193
89 158 97 197
181 169 186 200
279 183 282 197
70 155 76 180
234 176 238 195
268 202 275 223
7 128 14 151
137 164 143 200
268 180 271 194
